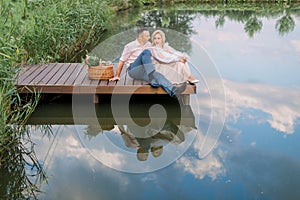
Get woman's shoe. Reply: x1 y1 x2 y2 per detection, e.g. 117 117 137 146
188 79 199 84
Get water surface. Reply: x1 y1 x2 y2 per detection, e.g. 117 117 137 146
8 6 300 200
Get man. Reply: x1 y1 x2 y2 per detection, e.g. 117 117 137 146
109 28 186 97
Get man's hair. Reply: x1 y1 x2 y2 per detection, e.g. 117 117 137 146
136 28 149 37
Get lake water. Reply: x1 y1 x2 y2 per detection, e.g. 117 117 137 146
5 6 300 200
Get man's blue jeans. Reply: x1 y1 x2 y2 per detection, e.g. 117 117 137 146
128 49 175 96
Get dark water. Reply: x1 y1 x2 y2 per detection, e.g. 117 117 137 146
3 6 300 200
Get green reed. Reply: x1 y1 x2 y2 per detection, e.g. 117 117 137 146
0 30 42 199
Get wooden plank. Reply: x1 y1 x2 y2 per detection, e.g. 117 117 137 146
47 63 70 85
98 85 166 94
17 64 41 83
17 83 195 95
36 85 74 93
81 72 93 85
74 66 88 85
90 79 100 86
99 80 109 86
56 63 77 85
29 63 56 85
65 63 84 85
18 83 194 95
18 64 44 85
39 63 63 84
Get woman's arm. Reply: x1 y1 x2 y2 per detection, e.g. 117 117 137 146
164 43 188 63
150 47 181 64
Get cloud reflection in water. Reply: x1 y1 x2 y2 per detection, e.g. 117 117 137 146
224 79 300 134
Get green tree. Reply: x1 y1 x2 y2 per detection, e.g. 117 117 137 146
244 15 263 37
276 13 295 36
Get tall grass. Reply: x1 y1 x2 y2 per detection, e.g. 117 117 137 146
19 0 114 63
0 0 38 138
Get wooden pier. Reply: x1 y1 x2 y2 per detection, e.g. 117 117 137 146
16 63 196 103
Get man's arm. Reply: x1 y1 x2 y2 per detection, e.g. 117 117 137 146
109 60 124 81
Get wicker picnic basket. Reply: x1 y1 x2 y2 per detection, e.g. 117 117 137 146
88 63 114 80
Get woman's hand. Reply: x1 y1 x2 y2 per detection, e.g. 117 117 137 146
180 56 187 64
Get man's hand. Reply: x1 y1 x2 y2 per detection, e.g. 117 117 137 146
109 76 120 81
110 61 124 81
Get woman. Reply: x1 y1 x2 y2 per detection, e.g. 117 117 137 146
150 30 199 84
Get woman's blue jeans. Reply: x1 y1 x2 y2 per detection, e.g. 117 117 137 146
128 49 175 96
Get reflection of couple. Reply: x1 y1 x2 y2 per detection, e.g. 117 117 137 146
109 28 198 97
118 120 186 161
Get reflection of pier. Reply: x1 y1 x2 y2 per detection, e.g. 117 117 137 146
26 96 195 127
30 98 196 169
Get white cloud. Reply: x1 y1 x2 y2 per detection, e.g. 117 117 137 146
176 128 226 180
87 148 126 169
223 80 300 134
176 153 224 180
